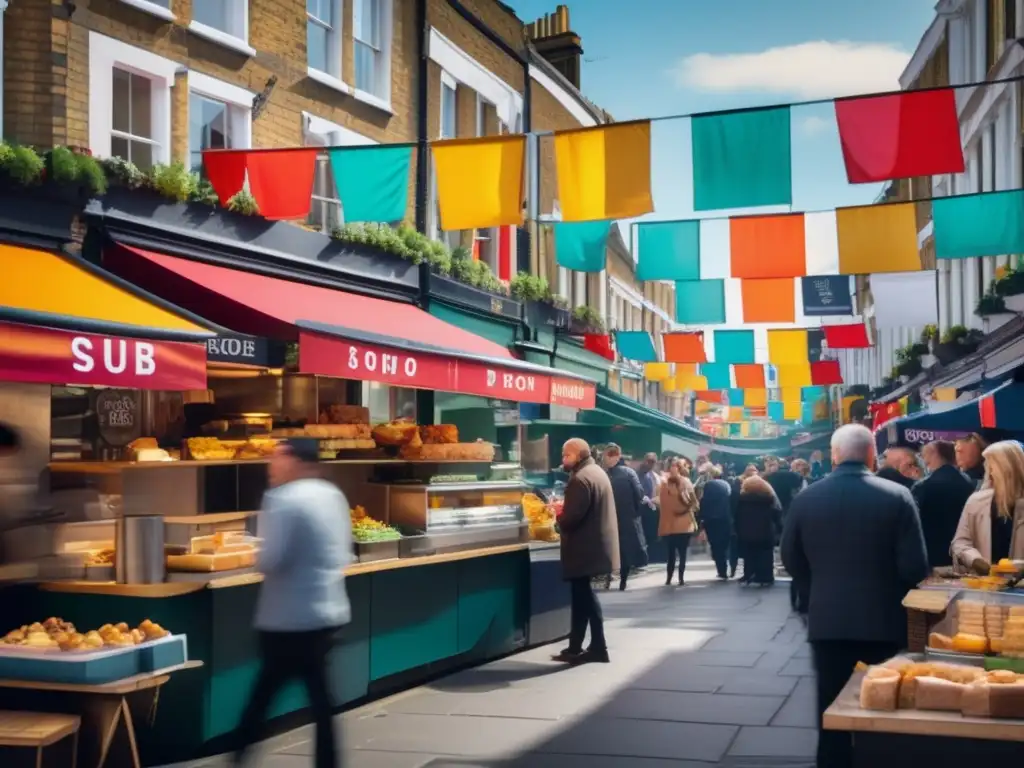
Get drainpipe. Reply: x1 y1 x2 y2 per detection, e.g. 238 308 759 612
0 0 7 141
414 0 429 235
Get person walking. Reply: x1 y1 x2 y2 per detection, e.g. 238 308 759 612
658 459 699 586
553 438 617 664
698 465 733 580
602 444 648 591
951 440 1024 574
233 439 352 768
876 447 918 490
734 475 782 586
956 433 988 489
913 440 975 568
781 424 929 768
729 464 758 579
638 452 664 564
765 456 809 611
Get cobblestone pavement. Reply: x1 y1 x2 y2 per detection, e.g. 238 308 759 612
169 556 816 767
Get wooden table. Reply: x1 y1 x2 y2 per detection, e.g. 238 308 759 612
0 661 202 768
0 710 80 767
824 670 1024 766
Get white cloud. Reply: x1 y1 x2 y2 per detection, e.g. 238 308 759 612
800 115 831 136
671 41 912 99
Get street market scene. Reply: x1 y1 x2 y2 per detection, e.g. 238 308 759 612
1 0 1024 766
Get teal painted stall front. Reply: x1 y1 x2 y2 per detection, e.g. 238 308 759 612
17 548 529 765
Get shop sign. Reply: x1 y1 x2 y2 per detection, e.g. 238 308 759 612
550 377 597 409
0 321 207 391
801 276 854 316
454 362 549 404
95 389 142 447
902 428 970 446
206 335 282 367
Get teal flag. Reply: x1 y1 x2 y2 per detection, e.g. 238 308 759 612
933 190 1024 259
801 402 815 424
555 220 612 272
675 279 726 324
328 145 412 223
700 363 732 390
636 220 700 281
726 388 745 406
713 330 756 364
614 330 657 362
801 386 825 402
767 401 784 422
691 107 793 211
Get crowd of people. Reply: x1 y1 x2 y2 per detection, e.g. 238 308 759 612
554 428 1024 768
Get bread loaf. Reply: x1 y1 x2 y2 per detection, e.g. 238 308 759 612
988 681 1024 719
859 668 900 711
915 677 966 712
961 680 991 717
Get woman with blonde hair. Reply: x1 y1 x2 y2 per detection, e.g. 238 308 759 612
951 441 1024 574
658 459 699 586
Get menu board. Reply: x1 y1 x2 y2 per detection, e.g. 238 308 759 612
95 389 142 447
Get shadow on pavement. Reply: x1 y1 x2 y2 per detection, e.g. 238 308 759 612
426 661 569 694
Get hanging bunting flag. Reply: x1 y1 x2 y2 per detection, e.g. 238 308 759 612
870 271 938 328
583 333 615 361
834 88 964 183
555 220 612 272
675 279 727 324
644 363 672 382
695 390 723 403
979 392 997 428
933 189 1024 259
733 363 766 389
767 329 809 365
700 363 732 390
822 323 871 349
691 106 793 211
554 121 653 221
748 406 768 419
933 387 957 402
614 330 657 362
767 401 785 422
744 388 768 408
836 202 921 274
802 386 826 401
780 387 803 404
636 220 700 281
203 148 320 220
810 360 843 385
677 373 708 391
663 332 708 363
801 276 854 316
433 135 525 230
726 388 745 406
713 330 756 364
783 401 802 421
801 402 815 424
662 377 678 393
730 213 807 279
777 364 812 388
328 145 413 223
741 278 796 323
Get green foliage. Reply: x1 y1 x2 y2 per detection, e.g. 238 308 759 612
101 157 148 190
189 178 221 206
994 268 1024 297
920 324 938 343
44 147 107 195
226 189 260 216
0 142 44 185
976 291 1007 316
149 162 198 202
572 304 605 332
940 325 969 345
510 273 551 303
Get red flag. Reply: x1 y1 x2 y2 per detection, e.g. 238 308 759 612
872 401 902 430
583 334 615 361
834 88 964 183
662 332 707 363
980 394 997 429
810 360 843 385
695 390 725 404
246 148 319 220
201 150 247 205
822 323 871 349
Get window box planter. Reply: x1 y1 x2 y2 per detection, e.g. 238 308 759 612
0 183 82 247
424 272 521 320
568 316 603 336
933 342 966 366
522 300 570 332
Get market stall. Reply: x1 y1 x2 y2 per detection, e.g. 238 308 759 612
0 241 598 763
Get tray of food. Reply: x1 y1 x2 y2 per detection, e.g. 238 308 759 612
927 591 1024 658
350 505 401 562
167 532 258 571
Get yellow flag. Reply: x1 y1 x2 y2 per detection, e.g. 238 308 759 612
783 401 801 420
644 362 672 382
836 202 921 275
780 387 803 404
727 406 745 422
744 388 768 407
662 377 678 393
777 364 812 388
767 329 808 364
695 400 711 415
678 374 708 391
554 121 654 221
432 135 525 230
933 387 957 402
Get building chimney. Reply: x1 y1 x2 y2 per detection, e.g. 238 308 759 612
524 4 584 89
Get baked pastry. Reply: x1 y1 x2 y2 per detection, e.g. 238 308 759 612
234 438 277 459
127 437 158 453
372 419 419 447
187 437 236 461
915 676 967 711
320 404 370 425
859 667 900 711
928 632 954 650
419 425 459 445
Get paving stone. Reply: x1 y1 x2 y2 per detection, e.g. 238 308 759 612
625 661 733 693
688 650 764 667
717 671 800 697
535 718 738 763
495 754 711 768
727 726 818 758
771 677 818 728
778 657 816 677
601 688 784 726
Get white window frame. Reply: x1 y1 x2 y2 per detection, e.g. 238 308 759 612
352 0 393 112
188 0 255 58
473 93 503 273
427 28 522 129
302 112 376 233
430 71 459 248
188 71 254 171
306 0 346 93
117 0 175 22
88 32 177 166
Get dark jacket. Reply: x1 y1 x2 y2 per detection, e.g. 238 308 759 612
559 456 619 580
876 466 916 491
964 462 985 490
911 464 975 568
734 489 783 547
607 461 648 569
781 462 929 645
765 470 804 513
698 478 732 523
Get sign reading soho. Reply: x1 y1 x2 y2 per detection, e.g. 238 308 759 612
0 321 208 390
298 332 596 408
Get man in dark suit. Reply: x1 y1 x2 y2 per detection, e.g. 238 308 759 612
876 446 918 490
781 424 929 768
913 440 975 568
602 444 648 591
554 438 618 665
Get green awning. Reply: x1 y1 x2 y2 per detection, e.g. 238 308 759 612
429 303 519 349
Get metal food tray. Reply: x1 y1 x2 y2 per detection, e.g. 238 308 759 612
354 539 400 563
398 523 528 558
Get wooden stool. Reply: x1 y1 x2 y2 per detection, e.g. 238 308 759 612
0 710 80 768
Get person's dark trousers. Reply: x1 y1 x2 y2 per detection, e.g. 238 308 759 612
664 533 691 583
703 518 731 577
568 576 607 652
728 532 739 577
618 565 631 590
748 543 774 584
791 578 810 612
811 640 899 768
234 627 339 768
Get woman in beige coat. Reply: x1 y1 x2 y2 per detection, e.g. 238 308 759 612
951 441 1024 574
658 460 699 586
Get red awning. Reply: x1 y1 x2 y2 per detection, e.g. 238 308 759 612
104 244 596 408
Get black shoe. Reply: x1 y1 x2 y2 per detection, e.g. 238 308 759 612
571 648 610 664
551 648 583 663
729 566 737 578
717 574 728 580
665 576 673 586
619 580 628 591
